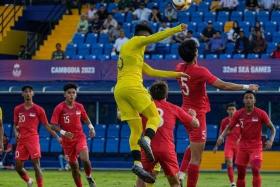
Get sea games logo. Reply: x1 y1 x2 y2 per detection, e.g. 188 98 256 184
51 66 95 74
12 63 22 77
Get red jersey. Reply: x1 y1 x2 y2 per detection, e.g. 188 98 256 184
143 100 194 152
14 103 48 142
229 107 270 150
51 102 88 141
220 116 240 146
176 63 218 113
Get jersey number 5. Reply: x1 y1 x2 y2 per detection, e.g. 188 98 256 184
64 116 70 124
157 108 164 127
180 77 189 96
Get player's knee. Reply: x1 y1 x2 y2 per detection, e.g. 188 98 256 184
146 115 161 131
226 159 233 166
168 176 180 187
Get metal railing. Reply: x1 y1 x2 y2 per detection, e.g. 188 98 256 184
0 3 21 39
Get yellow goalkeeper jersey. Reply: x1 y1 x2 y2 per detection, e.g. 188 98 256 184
115 25 182 89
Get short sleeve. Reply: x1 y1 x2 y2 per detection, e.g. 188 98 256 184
51 105 61 125
229 111 239 129
38 107 49 125
201 67 218 85
80 105 89 122
174 105 193 128
13 107 18 126
260 110 270 126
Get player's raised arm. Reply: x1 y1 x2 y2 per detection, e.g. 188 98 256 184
212 78 259 91
134 24 187 47
143 62 190 79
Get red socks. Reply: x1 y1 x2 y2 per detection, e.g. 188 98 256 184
20 171 30 183
187 164 199 187
74 177 83 187
180 147 191 173
237 165 246 187
251 160 262 187
227 166 235 183
36 177 43 187
84 163 92 177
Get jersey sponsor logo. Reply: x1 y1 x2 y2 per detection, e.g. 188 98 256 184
76 111 81 115
12 63 22 77
33 153 39 157
252 117 259 122
29 113 36 117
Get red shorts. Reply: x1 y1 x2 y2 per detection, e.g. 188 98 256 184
236 148 263 166
62 135 88 163
15 140 41 161
224 141 238 159
188 113 206 143
141 149 179 176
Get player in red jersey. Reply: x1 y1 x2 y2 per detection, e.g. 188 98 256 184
14 85 60 187
213 102 240 187
216 91 276 187
50 83 96 187
175 40 259 187
135 81 199 187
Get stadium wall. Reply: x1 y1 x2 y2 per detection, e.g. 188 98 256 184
0 31 27 55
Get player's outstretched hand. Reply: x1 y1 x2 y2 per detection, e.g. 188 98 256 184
56 137 62 144
180 23 188 31
264 140 273 150
213 145 218 154
249 84 259 92
64 132 74 139
177 72 190 79
188 109 197 117
216 136 224 147
89 128 96 138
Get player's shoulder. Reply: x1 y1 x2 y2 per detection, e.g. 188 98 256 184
54 102 65 110
221 116 230 123
175 62 186 71
74 102 85 108
255 107 268 115
14 103 24 111
33 103 45 111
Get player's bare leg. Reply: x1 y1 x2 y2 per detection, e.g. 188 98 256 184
127 118 155 183
187 142 205 187
79 149 96 187
166 175 180 187
15 159 33 187
69 161 83 187
141 102 161 162
251 159 262 187
31 158 43 187
225 158 236 187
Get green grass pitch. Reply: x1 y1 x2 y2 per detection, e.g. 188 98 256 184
0 170 279 187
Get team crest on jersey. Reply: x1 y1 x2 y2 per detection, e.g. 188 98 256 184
252 117 259 122
76 110 81 115
29 113 36 117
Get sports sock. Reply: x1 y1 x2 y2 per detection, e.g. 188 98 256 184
187 164 199 187
180 147 191 173
237 165 246 187
36 177 43 187
74 176 83 187
251 160 262 187
19 171 30 183
84 162 92 178
227 166 235 183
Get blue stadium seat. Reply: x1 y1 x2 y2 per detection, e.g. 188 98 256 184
264 22 278 33
147 2 158 9
266 32 274 42
176 125 188 139
156 43 170 54
65 44 77 57
97 55 110 61
177 12 190 23
226 43 235 54
233 54 245 59
39 126 50 138
271 11 280 22
244 11 256 22
72 33 85 45
165 54 178 60
170 44 179 55
50 138 62 152
92 138 105 153
188 4 197 13
87 138 92 151
197 2 209 12
85 55 97 60
40 137 50 152
111 54 118 60
72 55 84 60
191 12 204 22
239 22 250 35
217 11 229 22
104 44 113 54
85 33 98 44
219 54 232 59
120 138 130 153
204 12 216 22
213 22 223 32
247 53 259 59
121 125 130 138
125 12 133 22
230 11 243 21
3 124 13 138
91 44 104 55
98 33 110 44
267 42 277 53
188 22 197 32
257 11 270 22
78 44 91 56
273 33 280 43
176 139 189 154
123 23 132 36
95 124 106 138
198 54 205 59
151 54 164 60
261 54 270 59
275 126 280 143
150 22 159 33
144 54 150 60
114 12 125 23
107 3 117 12
206 54 218 59
207 124 218 141
106 138 119 153
107 124 120 138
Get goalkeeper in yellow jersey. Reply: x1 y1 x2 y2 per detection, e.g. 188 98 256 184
114 23 189 183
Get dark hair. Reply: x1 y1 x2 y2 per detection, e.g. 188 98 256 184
149 81 168 100
56 43 61 47
63 83 78 92
187 30 193 34
21 85 33 91
243 90 256 98
178 39 198 63
134 24 153 35
226 102 237 109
